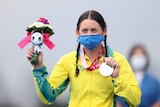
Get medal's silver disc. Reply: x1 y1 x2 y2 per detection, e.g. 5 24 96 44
99 62 114 76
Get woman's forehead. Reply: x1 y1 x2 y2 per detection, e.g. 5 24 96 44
79 19 101 28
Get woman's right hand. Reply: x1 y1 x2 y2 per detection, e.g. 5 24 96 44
26 47 43 68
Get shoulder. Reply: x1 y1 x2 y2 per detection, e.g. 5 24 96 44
107 47 133 73
107 46 126 62
63 51 76 57
142 73 160 93
60 51 77 61
142 73 160 97
144 73 160 85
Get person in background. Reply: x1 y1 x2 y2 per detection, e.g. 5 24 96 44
117 44 160 107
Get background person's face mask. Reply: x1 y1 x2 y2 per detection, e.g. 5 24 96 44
77 34 104 50
130 54 147 71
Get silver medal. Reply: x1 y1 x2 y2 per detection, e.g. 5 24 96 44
99 62 114 76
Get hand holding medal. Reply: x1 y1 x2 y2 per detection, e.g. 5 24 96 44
99 62 114 76
99 57 120 78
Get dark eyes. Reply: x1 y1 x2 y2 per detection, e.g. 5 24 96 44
81 28 98 33
82 29 87 33
32 36 35 40
91 29 98 32
31 36 42 41
38 37 42 41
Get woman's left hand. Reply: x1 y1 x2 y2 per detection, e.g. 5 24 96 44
105 57 120 78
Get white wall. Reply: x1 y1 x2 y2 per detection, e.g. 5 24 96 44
0 0 159 107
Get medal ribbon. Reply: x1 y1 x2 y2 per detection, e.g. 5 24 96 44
80 45 104 71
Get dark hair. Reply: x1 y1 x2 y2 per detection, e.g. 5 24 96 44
128 44 150 71
75 10 108 77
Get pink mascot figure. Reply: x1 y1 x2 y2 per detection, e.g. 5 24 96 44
18 18 55 64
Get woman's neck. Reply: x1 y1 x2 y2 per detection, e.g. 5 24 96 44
84 44 102 62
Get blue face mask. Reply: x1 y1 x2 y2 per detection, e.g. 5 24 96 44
77 34 105 50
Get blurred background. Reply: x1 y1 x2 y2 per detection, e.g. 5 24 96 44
0 0 160 107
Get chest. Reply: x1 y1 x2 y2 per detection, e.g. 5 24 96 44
69 67 114 95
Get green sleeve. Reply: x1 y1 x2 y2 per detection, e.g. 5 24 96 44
32 66 69 105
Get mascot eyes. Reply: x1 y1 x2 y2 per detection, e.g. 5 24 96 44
31 32 43 44
38 37 42 41
32 36 35 41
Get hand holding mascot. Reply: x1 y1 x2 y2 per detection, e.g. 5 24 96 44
18 18 55 64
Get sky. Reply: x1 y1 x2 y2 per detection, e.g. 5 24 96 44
0 0 160 107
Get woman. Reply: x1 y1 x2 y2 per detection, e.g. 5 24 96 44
118 44 160 107
27 10 141 107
